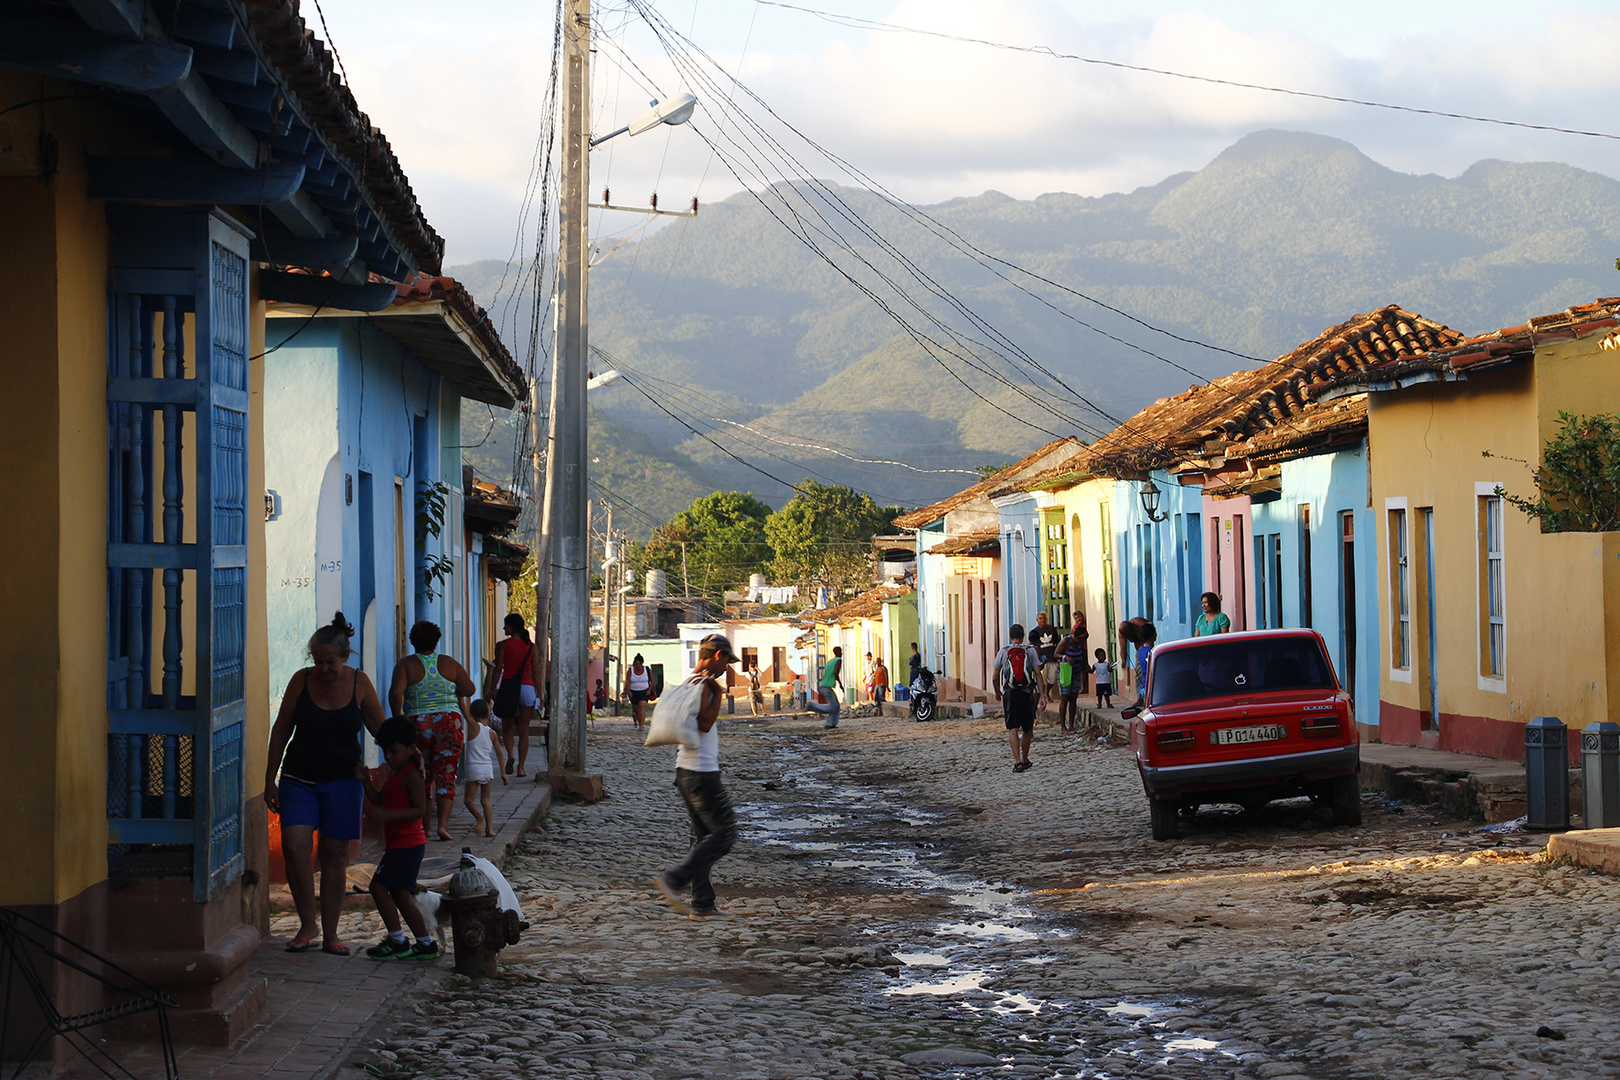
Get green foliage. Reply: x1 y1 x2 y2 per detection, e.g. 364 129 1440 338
765 481 888 593
415 481 454 602
505 555 539 628
640 491 775 596
973 462 1011 480
1486 411 1620 532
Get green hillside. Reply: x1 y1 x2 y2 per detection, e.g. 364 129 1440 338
450 129 1620 517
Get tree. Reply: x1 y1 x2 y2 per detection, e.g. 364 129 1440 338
765 481 888 594
1486 411 1620 532
640 491 774 596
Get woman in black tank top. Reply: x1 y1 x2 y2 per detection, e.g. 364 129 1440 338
264 614 386 955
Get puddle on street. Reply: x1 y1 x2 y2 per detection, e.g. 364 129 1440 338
739 737 1246 1077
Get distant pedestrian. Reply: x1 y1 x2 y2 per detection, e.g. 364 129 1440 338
653 634 740 920
592 680 608 710
492 614 542 777
1136 624 1158 704
264 612 386 956
1028 612 1062 709
746 660 765 717
1070 613 1091 693
807 646 844 728
359 718 438 961
624 654 654 730
908 642 922 683
390 620 476 842
462 699 506 839
992 624 1040 772
1194 593 1231 637
1056 631 1085 733
1118 617 1153 698
870 657 890 706
1093 649 1114 709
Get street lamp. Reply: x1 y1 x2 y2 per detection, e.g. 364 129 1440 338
1139 477 1169 523
590 93 698 147
585 369 622 391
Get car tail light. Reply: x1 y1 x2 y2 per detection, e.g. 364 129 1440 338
1156 728 1195 749
1301 715 1342 738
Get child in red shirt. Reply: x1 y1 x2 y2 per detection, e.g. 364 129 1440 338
358 718 437 960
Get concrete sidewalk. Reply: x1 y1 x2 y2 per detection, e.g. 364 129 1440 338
51 774 553 1080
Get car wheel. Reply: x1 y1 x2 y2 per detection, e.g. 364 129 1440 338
1149 798 1181 841
1178 801 1200 818
1330 774 1362 826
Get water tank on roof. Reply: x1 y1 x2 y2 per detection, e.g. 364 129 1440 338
646 569 668 598
749 573 767 592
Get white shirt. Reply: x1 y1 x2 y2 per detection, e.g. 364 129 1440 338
674 677 720 772
628 667 651 691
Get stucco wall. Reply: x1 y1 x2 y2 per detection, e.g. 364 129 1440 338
1366 360 1620 757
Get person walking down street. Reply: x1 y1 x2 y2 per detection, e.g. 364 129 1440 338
493 614 542 777
358 718 438 961
653 634 741 920
807 646 844 729
1069 613 1091 694
1028 612 1062 711
870 657 890 706
390 620 476 842
993 624 1040 773
1056 630 1086 733
747 660 765 717
624 654 654 731
264 612 386 955
461 699 506 838
1136 624 1158 704
1194 593 1231 637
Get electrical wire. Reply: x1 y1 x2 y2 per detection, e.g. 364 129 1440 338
756 1 1620 144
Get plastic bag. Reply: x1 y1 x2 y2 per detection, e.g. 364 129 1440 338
645 678 703 749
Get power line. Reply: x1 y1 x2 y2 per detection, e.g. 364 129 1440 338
757 0 1620 143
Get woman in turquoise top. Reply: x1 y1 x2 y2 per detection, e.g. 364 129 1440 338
389 621 477 840
1194 593 1232 637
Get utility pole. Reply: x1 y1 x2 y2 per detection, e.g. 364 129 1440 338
544 0 596 793
680 540 691 601
601 503 613 716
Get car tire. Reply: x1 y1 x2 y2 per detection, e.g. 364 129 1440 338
1330 774 1362 826
1150 798 1181 841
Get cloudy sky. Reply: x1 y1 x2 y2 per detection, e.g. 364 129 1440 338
314 0 1620 266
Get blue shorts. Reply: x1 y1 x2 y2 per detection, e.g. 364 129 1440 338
374 845 425 895
278 776 364 840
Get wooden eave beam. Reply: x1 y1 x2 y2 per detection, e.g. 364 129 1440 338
148 70 260 167
87 156 303 202
64 0 146 39
0 15 192 92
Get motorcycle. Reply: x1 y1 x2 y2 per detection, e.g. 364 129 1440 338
909 667 938 722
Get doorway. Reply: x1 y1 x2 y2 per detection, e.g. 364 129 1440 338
1339 511 1356 701
1419 507 1439 730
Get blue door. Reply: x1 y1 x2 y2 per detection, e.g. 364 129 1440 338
106 208 249 901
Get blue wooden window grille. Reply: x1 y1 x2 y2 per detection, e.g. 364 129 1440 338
105 208 249 901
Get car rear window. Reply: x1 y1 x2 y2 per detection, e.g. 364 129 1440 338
1151 637 1337 706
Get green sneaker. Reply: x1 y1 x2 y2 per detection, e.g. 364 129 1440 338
405 940 440 961
365 937 413 961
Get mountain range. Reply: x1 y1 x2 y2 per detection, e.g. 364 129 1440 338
454 129 1620 534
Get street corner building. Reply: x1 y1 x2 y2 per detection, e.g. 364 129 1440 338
0 0 516 1058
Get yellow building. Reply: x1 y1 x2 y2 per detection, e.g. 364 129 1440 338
1327 300 1620 759
0 4 443 1048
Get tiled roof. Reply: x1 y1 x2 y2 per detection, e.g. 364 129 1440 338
241 0 445 273
1320 298 1620 392
1019 305 1461 487
802 584 914 624
892 438 1080 529
924 528 1001 556
394 275 525 390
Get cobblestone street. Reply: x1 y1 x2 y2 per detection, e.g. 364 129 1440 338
349 713 1620 1080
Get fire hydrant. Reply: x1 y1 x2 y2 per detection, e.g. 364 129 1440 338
444 851 524 977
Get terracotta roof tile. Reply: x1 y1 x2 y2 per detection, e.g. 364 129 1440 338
392 275 526 397
1320 298 1620 391
893 438 1080 529
1019 304 1460 488
802 584 914 624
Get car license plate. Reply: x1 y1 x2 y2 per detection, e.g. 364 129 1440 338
1213 724 1287 746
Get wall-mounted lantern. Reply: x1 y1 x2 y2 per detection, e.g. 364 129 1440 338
1139 478 1169 523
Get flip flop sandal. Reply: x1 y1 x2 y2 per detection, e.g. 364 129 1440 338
321 941 351 956
285 936 314 953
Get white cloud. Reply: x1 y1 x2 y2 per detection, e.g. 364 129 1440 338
315 0 1620 264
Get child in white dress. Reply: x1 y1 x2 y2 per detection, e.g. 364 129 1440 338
462 699 507 837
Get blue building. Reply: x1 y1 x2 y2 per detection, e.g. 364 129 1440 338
263 277 524 756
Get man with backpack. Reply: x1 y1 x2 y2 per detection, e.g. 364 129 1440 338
992 623 1041 773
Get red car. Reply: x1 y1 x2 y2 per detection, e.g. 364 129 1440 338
1123 629 1361 841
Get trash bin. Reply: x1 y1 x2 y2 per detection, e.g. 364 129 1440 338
1582 720 1620 828
894 685 910 702
1526 716 1570 831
